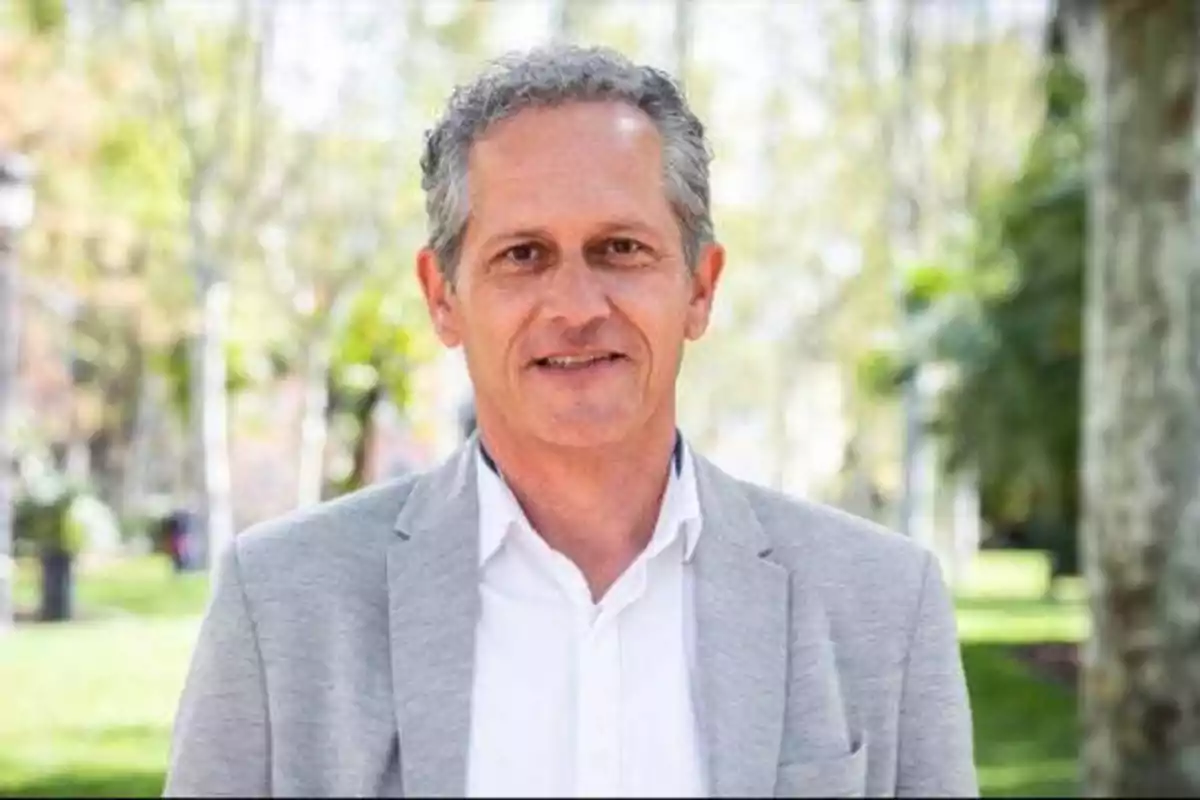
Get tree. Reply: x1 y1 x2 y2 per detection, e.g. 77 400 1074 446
324 279 430 495
139 0 317 570
1074 1 1200 795
865 37 1087 581
252 0 428 508
548 0 586 42
257 140 397 509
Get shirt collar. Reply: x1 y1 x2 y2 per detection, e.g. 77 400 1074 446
475 432 702 567
478 434 685 479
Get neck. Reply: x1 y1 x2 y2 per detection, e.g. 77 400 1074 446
477 416 679 600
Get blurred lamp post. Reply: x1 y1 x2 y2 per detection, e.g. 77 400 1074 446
0 152 35 635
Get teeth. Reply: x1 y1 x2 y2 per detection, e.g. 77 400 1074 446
543 354 612 367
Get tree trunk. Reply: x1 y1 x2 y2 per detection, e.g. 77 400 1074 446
296 337 331 508
190 275 234 573
672 0 692 82
769 354 792 492
121 362 153 516
346 382 382 494
950 467 981 587
548 0 579 42
892 0 935 544
0 238 20 634
1080 2 1200 796
38 549 74 623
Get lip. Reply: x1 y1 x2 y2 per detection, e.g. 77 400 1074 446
528 351 626 367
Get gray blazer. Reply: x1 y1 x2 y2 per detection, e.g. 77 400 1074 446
164 441 977 798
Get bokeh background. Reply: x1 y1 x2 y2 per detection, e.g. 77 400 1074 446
0 0 1162 796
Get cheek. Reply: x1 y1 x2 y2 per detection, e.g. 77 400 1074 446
459 290 530 361
611 284 692 359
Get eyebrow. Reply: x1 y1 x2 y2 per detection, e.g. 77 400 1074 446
592 219 664 243
479 229 551 253
479 220 664 254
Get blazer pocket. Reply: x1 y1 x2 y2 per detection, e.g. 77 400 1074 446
775 737 868 798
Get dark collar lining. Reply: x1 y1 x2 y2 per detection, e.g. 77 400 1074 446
478 431 684 478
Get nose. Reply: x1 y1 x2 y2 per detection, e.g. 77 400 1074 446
542 252 610 329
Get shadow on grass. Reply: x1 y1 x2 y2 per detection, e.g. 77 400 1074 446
0 723 171 799
965 643 1079 797
0 769 166 799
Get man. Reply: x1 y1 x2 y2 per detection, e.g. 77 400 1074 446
165 45 977 798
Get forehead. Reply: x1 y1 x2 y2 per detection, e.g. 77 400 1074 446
464 102 673 233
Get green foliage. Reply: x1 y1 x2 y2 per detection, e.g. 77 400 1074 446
14 0 66 35
93 115 186 238
12 455 106 556
933 57 1086 534
864 54 1087 573
331 286 417 408
904 259 960 315
855 347 908 397
151 335 281 424
323 281 428 493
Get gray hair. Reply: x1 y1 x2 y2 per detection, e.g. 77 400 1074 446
420 45 714 283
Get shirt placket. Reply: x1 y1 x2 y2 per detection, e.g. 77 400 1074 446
574 609 622 798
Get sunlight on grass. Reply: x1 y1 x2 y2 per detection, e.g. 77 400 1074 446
957 550 1088 645
958 551 1083 797
0 549 1086 798
957 598 1089 645
959 550 1055 598
0 617 201 797
12 556 210 619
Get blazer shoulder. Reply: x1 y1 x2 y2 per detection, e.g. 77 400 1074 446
232 473 421 575
736 478 931 592
733 479 942 664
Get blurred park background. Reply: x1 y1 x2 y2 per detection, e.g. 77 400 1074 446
1 0 1196 796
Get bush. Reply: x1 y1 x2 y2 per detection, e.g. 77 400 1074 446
15 491 87 556
12 454 117 557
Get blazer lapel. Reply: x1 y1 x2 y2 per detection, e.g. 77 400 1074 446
387 442 480 798
692 455 791 798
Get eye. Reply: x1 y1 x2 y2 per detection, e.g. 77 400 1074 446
502 242 547 267
605 238 646 257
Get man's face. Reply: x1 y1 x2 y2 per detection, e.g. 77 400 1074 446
418 101 724 448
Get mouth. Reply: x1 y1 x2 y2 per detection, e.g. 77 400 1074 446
531 352 628 371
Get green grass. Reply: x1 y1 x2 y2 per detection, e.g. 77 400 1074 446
0 550 1087 798
965 643 1080 797
957 550 1087 797
0 616 200 797
12 556 210 620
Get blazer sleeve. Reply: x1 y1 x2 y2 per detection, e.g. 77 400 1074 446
895 551 979 798
163 541 271 797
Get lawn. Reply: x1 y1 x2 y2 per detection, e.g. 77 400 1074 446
11 555 211 620
956 552 1086 797
0 550 1087 797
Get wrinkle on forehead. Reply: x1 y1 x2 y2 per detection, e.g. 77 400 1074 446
464 101 674 240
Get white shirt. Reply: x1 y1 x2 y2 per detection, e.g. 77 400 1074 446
465 440 708 798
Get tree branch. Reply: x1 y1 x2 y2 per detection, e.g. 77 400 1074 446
965 0 991 207
220 127 322 258
222 0 279 232
146 2 206 171
207 0 255 179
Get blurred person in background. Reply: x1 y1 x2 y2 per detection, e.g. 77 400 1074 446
165 45 976 798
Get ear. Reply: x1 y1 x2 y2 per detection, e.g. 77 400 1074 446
684 242 725 341
416 248 462 348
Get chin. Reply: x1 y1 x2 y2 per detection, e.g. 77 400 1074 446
526 408 639 449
